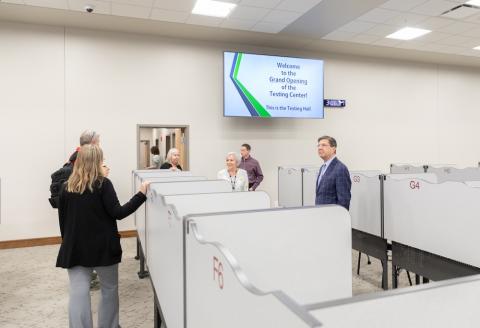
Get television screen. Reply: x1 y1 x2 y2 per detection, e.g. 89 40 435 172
224 52 324 118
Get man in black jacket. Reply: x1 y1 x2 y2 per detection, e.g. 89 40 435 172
50 131 100 208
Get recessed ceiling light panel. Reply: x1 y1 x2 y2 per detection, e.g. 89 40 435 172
466 0 480 7
386 27 431 40
192 0 237 18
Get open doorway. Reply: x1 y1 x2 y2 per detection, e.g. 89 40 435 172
137 125 189 170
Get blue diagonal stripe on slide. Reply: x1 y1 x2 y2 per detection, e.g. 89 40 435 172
229 53 258 117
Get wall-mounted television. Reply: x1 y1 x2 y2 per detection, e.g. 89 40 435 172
224 51 324 118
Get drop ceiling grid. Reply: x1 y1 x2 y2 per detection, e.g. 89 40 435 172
5 0 324 33
324 0 480 57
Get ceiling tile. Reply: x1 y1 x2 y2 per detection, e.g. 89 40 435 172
438 21 478 34
416 31 451 42
221 18 257 30
23 0 68 10
68 0 111 14
364 24 399 37
153 0 195 11
357 8 401 24
229 5 270 20
187 14 224 27
238 0 282 9
380 0 429 11
372 38 403 47
350 33 381 44
410 0 458 16
415 16 454 29
275 0 322 13
150 8 189 23
2 0 25 4
112 3 152 19
384 12 429 26
322 30 356 41
338 20 376 34
111 0 154 7
251 21 286 33
415 42 451 52
435 34 475 46
433 44 466 54
395 40 428 49
262 9 302 24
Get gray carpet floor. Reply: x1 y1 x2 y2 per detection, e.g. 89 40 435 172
0 237 413 327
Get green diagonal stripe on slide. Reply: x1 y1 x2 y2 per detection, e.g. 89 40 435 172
233 53 271 118
235 80 271 117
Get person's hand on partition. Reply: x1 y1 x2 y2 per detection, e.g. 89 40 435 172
139 181 150 195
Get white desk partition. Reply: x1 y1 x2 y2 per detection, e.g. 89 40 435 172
309 274 480 327
134 176 206 255
132 170 199 249
427 166 480 183
302 166 320 206
278 166 303 207
148 191 271 328
144 180 231 261
384 175 480 268
349 170 382 236
390 164 426 174
185 206 352 328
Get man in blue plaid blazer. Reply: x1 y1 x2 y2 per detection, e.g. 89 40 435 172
315 136 351 210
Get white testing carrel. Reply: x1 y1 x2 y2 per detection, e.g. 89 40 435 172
147 191 271 328
184 206 352 328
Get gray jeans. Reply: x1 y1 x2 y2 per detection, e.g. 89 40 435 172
67 264 119 328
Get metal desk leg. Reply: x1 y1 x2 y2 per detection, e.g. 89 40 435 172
137 245 149 279
135 237 140 260
381 260 388 290
392 264 398 289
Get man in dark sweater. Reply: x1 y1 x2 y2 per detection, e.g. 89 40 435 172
239 143 264 191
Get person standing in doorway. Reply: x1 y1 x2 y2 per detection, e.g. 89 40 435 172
239 143 263 191
146 146 161 169
315 136 351 210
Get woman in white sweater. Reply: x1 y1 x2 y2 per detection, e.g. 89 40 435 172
217 152 249 192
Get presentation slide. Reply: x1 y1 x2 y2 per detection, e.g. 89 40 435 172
224 52 324 118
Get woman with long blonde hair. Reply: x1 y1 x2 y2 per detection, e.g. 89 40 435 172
56 144 149 328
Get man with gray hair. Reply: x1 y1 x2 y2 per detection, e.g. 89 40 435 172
72 130 100 163
50 130 101 209
315 135 351 210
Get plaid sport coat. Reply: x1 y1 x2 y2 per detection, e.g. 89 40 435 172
315 157 352 210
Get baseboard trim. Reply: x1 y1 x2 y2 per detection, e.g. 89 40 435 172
0 230 138 250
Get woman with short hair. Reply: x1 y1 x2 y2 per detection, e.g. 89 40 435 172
56 144 149 328
217 152 249 191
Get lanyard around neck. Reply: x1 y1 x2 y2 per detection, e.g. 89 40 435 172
229 174 237 191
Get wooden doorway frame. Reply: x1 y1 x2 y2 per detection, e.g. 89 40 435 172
136 124 190 170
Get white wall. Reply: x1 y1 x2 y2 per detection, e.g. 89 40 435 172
1 20 480 240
